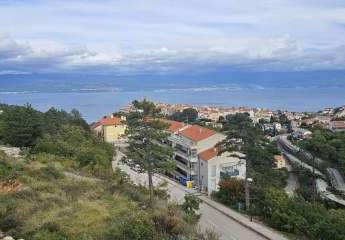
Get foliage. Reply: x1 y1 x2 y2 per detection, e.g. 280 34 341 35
0 104 44 147
181 194 202 224
216 113 345 239
0 150 217 240
219 113 286 189
124 99 174 204
34 124 114 176
256 188 345 239
170 107 198 123
213 178 245 208
0 104 113 177
298 127 345 170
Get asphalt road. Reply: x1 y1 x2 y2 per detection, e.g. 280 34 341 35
327 168 345 193
113 150 268 240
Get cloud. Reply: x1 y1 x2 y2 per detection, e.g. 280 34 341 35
0 0 345 74
0 33 345 74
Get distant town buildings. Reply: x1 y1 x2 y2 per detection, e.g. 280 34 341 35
91 115 126 143
273 155 286 169
329 121 345 132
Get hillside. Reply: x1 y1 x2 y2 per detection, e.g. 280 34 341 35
0 104 215 240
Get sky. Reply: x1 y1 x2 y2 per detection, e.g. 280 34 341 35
0 0 345 75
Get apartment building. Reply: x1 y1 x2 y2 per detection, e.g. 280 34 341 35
91 115 126 143
199 148 246 193
163 119 246 194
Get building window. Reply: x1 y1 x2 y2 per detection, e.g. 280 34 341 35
211 165 216 177
176 144 188 154
175 155 188 166
211 180 216 190
175 167 187 177
190 148 197 158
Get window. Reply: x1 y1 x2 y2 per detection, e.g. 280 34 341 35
175 167 187 177
211 165 216 177
211 180 217 190
190 148 197 158
175 155 188 166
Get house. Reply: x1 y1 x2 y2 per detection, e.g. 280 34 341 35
164 120 246 194
199 148 246 194
329 121 345 132
292 128 312 139
322 107 334 115
273 123 282 131
273 155 286 169
91 115 126 143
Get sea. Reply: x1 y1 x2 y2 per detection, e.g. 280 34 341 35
1 71 345 122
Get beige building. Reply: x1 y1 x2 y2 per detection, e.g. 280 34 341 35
91 115 126 143
273 155 286 169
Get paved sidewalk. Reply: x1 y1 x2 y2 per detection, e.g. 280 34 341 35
199 196 289 240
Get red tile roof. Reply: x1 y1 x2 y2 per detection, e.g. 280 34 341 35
99 116 123 126
90 122 101 129
199 147 218 161
179 125 216 142
333 121 345 129
161 119 185 133
273 155 285 162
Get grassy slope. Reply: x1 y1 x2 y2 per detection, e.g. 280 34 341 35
0 150 155 240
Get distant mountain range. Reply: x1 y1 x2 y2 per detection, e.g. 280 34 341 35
1 70 345 94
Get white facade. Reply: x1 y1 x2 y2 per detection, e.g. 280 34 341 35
167 123 246 194
168 131 226 182
198 152 246 194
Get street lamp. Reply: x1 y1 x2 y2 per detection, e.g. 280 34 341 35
245 177 253 222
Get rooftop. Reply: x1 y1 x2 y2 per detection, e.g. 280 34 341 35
274 155 285 162
98 116 123 126
199 147 218 161
332 121 345 129
161 119 186 133
179 124 216 142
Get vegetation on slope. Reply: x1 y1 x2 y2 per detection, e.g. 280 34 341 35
0 103 217 240
298 127 345 171
213 113 345 239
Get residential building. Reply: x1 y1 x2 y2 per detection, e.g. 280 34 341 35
163 119 246 194
199 148 246 193
292 127 312 139
273 123 282 131
91 115 126 143
322 107 334 115
273 155 286 169
329 121 345 132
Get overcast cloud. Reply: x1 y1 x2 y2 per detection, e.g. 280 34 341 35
0 0 345 74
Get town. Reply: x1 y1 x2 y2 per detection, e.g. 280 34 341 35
91 99 345 212
1 100 345 240
91 100 345 198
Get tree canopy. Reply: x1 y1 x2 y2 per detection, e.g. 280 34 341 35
124 99 174 204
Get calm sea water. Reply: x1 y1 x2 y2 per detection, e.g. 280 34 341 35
1 87 344 122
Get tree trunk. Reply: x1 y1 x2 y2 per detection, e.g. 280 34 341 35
148 169 154 207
